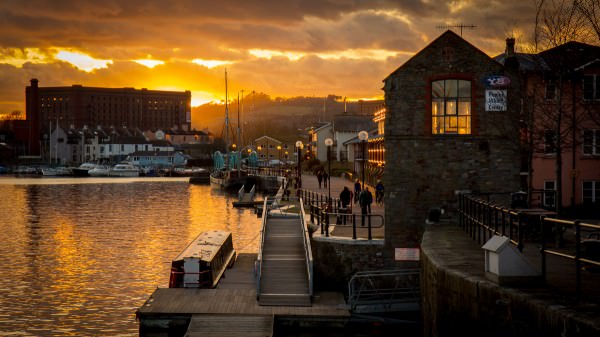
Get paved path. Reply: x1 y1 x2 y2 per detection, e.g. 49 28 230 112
297 173 385 239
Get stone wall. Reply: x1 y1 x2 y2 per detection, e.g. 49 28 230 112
382 31 521 263
420 225 600 337
310 237 386 291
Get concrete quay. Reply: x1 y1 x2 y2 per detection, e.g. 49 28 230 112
298 173 600 337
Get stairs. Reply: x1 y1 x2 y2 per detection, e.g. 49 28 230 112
258 217 311 306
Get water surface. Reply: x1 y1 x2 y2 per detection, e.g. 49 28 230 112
0 177 262 336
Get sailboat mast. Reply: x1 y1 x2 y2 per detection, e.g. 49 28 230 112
225 69 229 154
237 92 241 154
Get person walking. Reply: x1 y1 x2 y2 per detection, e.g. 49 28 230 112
353 179 361 205
323 170 328 188
359 187 373 227
339 186 351 209
317 169 323 189
375 180 384 205
339 186 352 225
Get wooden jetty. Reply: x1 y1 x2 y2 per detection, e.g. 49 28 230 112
137 254 349 336
232 184 257 208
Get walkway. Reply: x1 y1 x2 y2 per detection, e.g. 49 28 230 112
257 206 312 306
296 173 385 239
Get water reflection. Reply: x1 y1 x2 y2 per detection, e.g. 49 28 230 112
0 177 261 336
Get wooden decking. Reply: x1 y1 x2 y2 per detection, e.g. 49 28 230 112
185 314 273 337
137 254 349 335
258 215 311 306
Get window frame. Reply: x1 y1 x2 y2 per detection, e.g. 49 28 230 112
582 129 600 155
544 129 557 154
582 181 600 203
583 74 600 101
543 180 556 209
431 78 472 135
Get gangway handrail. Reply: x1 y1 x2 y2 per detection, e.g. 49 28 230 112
299 197 314 297
256 197 270 298
347 269 420 312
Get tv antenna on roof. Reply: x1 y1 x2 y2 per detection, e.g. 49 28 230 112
436 24 476 37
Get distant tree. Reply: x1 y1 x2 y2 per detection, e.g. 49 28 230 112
575 0 600 41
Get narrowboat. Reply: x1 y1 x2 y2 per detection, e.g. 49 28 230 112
168 230 236 288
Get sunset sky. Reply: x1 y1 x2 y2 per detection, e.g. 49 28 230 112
0 0 536 115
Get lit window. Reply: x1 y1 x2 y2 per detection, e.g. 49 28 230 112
432 79 471 134
583 129 600 155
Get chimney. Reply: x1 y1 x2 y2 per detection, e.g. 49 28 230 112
505 38 515 57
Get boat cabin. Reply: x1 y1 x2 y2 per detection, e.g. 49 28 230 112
169 230 236 288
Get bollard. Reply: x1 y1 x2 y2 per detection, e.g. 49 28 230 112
325 210 329 237
368 214 372 240
352 214 357 240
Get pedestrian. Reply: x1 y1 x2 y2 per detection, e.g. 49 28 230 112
317 169 323 188
323 170 328 188
375 179 384 205
359 187 373 226
353 179 361 204
339 186 351 208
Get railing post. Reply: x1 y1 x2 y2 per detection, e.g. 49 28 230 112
574 220 581 300
517 212 524 252
352 214 357 240
325 210 330 237
540 215 547 283
368 214 372 240
310 204 315 224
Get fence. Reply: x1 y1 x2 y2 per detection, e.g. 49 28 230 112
458 193 600 300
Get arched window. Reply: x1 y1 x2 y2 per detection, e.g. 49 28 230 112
431 79 471 134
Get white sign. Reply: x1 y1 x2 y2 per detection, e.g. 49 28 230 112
486 90 507 111
395 248 420 261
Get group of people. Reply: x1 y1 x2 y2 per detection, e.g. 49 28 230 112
316 167 329 189
338 179 384 221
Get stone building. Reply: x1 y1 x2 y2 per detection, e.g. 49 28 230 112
382 31 522 263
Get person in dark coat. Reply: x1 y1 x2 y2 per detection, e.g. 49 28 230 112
358 187 373 226
339 186 351 208
323 171 328 188
353 179 361 204
317 169 323 188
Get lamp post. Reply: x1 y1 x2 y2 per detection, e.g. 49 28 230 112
277 145 282 173
296 140 303 188
325 138 333 208
358 130 369 190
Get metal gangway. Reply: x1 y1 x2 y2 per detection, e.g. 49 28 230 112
347 269 421 314
256 196 313 306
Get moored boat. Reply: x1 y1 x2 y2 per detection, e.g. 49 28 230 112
88 165 110 177
168 230 236 288
109 163 140 177
41 166 72 176
71 162 98 177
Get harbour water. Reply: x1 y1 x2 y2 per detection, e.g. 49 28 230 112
0 177 263 336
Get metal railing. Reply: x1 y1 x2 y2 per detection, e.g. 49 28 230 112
299 189 341 213
458 193 526 251
299 198 314 297
347 269 420 313
540 217 600 298
458 193 600 300
307 203 384 240
255 197 270 299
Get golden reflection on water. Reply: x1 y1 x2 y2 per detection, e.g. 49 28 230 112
0 177 262 336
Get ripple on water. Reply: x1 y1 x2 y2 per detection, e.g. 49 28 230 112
0 178 262 336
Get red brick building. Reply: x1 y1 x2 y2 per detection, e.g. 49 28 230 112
23 79 191 155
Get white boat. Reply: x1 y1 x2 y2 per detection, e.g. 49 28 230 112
41 166 72 176
169 230 236 288
109 163 140 177
88 165 110 177
71 162 98 177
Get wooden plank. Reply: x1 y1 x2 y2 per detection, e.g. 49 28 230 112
185 314 273 337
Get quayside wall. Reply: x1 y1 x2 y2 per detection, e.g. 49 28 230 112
420 224 600 337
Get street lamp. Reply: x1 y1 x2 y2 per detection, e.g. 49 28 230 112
296 140 303 188
324 137 333 208
277 145 282 171
358 130 369 190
